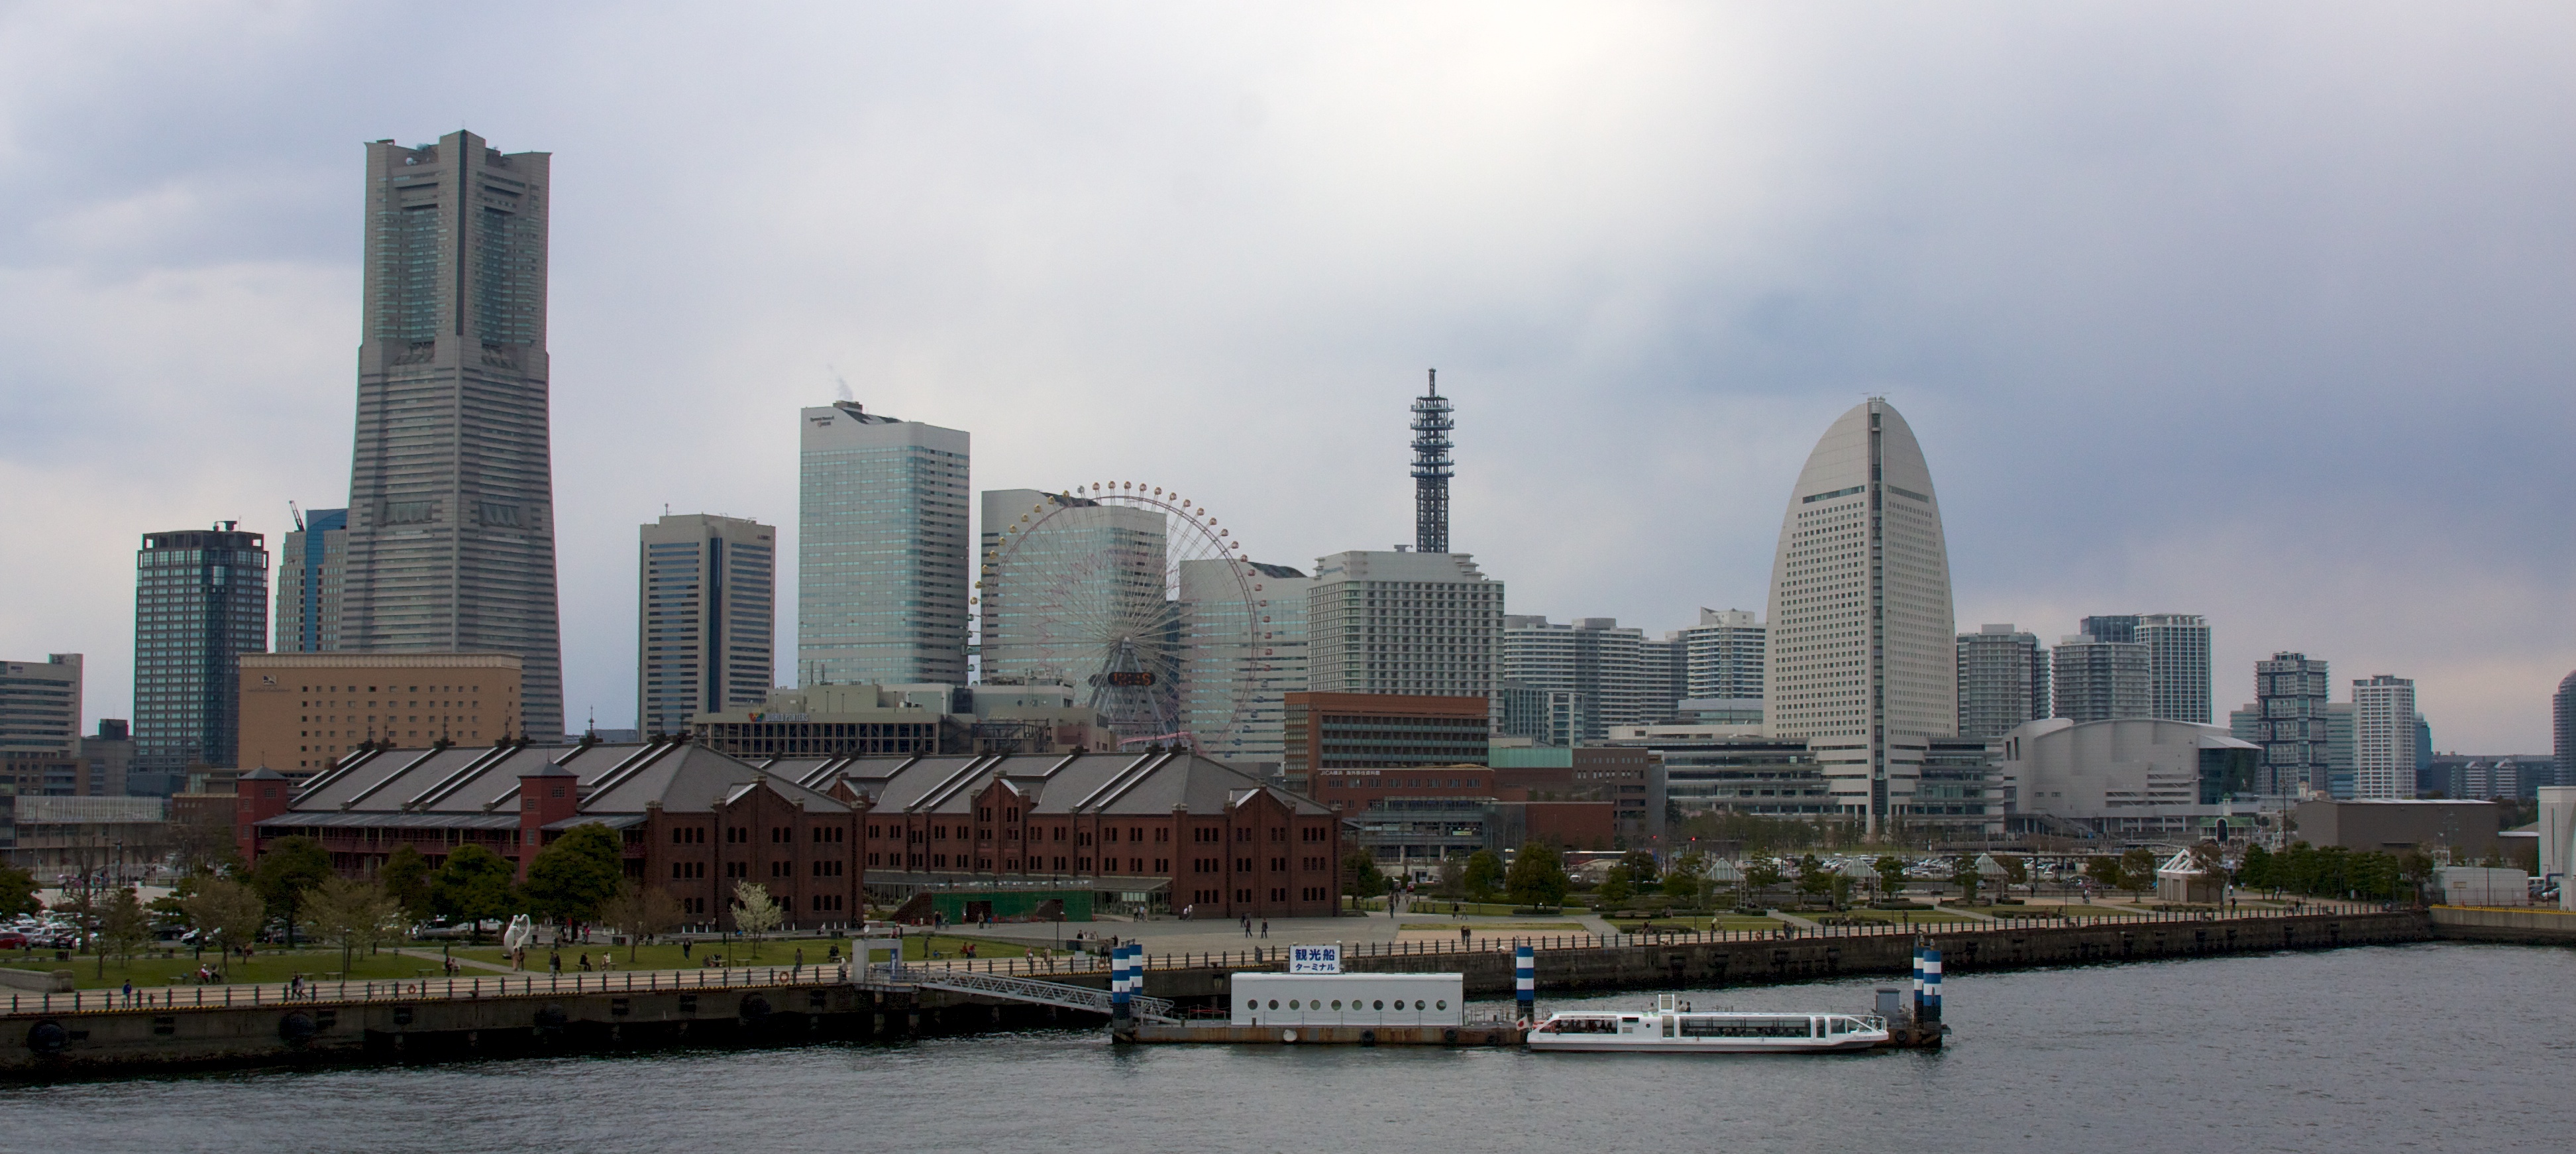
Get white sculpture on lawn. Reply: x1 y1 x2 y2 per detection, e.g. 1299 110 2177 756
502 914 535 970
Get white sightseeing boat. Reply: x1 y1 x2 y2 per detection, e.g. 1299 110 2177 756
1525 994 1890 1053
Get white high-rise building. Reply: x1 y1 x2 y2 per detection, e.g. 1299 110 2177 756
2352 674 2418 799
798 402 970 687
1305 550 1503 703
1674 608 1765 701
1764 399 1956 836
637 514 776 738
0 654 81 756
1957 624 2049 740
1179 559 1311 768
2052 634 2150 722
1503 616 1670 742
977 488 1167 690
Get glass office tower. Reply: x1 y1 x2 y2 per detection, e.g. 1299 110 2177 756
133 524 268 775
798 402 969 687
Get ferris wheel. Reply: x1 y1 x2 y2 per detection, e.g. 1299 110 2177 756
973 481 1263 752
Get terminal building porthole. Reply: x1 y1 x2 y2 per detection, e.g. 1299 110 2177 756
1269 1000 1279 1009
1373 1001 1384 1010
1289 1000 1299 1009
1436 1000 1447 1010
1332 1000 1342 1010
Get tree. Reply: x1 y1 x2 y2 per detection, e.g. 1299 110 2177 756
1430 856 1465 899
2084 855 2123 894
2238 844 2275 892
1794 854 1833 906
1504 842 1570 909
1460 850 1505 900
0 862 40 917
1741 858 1787 909
305 876 402 978
596 880 684 962
167 801 240 874
1341 851 1389 904
98 887 151 978
522 823 625 923
431 844 519 935
1873 855 1909 901
1597 864 1634 909
251 835 333 947
1951 856 1982 905
1664 866 1703 907
2394 849 2436 906
1618 849 1660 889
731 880 782 958
181 876 267 965
379 844 434 925
2118 847 2159 901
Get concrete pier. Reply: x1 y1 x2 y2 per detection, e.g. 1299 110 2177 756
2 907 2440 1076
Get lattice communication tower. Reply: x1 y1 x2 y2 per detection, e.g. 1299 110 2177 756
1411 368 1452 553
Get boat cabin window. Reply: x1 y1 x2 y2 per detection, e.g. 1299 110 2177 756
1544 1015 1621 1034
1678 1016 1817 1039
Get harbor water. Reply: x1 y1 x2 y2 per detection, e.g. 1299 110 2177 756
5 941 2567 1153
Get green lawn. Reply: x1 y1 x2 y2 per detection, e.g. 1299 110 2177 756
1984 903 2153 919
1604 915 1785 933
445 932 1056 972
1809 908 1982 926
1401 921 1585 933
1394 901 1580 917
1 945 470 992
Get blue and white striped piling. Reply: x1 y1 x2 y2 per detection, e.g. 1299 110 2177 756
1919 947 1943 1025
1110 945 1134 1023
1515 945 1535 1021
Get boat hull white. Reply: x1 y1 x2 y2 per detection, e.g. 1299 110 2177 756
1525 1033 1886 1053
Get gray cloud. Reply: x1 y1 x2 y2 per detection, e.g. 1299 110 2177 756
2 2 2567 749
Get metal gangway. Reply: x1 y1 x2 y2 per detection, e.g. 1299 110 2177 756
903 968 1177 1022
847 937 1177 1022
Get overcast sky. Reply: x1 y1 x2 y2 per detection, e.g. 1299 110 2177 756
2 3 2568 750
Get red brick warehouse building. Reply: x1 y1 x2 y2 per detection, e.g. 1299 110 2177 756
237 740 1345 925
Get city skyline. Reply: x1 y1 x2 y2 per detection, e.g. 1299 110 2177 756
1 7 2568 751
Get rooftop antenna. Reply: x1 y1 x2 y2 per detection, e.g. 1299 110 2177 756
1411 368 1453 553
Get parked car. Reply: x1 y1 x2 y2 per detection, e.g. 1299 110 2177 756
0 931 28 950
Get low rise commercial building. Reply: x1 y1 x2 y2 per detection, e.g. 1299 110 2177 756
2288 799 2499 860
6 795 170 876
688 682 1116 758
237 652 525 772
1281 692 1489 791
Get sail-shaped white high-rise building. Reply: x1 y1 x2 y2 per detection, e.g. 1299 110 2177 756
1764 399 1956 836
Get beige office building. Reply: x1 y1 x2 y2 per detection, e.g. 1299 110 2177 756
238 653 522 772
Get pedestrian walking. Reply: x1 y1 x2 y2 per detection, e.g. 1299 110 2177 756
1260 920 1269 939
1242 916 1252 939
121 979 134 1007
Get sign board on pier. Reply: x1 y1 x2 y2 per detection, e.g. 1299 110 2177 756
1289 944 1342 974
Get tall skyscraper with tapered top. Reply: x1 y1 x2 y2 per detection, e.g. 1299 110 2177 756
337 131 564 739
1764 398 1956 837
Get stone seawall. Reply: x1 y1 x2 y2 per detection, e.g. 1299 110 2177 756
2427 905 2576 945
1331 911 2434 996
